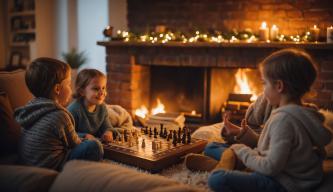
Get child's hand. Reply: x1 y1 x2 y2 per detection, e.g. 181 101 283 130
102 131 113 142
84 133 95 140
223 112 242 137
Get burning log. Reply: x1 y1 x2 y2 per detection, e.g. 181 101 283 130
222 93 253 125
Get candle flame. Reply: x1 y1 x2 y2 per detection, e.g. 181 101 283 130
314 25 317 29
261 22 267 29
271 25 278 30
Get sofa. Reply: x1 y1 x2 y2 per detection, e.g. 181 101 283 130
1 70 333 192
0 70 199 192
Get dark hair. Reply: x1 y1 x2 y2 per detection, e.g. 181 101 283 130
73 69 106 98
259 48 318 100
25 57 70 98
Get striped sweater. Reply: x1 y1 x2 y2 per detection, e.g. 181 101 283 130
14 98 81 170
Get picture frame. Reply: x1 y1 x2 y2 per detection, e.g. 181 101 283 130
9 52 22 67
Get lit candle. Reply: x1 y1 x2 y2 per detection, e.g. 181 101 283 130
310 25 320 42
259 22 269 41
270 25 279 41
327 26 333 43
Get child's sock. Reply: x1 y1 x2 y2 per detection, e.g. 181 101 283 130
184 153 218 172
213 148 236 171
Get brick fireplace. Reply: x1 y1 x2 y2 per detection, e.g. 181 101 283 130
98 0 333 123
98 42 333 121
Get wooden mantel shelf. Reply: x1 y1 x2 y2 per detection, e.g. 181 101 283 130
98 41 333 50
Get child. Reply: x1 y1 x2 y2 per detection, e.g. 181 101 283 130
207 48 332 192
15 57 103 171
67 69 117 142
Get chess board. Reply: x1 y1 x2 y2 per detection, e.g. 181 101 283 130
103 134 207 173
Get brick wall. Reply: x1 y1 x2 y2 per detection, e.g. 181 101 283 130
128 0 333 38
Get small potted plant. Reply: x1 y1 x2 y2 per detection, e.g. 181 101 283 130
62 48 87 69
62 48 87 89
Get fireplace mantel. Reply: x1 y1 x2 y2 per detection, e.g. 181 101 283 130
98 41 333 116
98 41 333 68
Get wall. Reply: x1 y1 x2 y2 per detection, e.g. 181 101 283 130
127 0 333 38
0 0 5 69
78 0 108 73
109 0 127 34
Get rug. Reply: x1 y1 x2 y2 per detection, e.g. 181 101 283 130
106 160 212 191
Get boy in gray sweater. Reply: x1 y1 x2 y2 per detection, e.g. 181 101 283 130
15 58 104 171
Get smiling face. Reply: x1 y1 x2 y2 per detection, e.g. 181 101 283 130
80 76 107 107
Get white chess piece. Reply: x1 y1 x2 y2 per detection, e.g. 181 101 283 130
152 140 157 150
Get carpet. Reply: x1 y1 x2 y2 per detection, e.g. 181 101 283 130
106 160 212 191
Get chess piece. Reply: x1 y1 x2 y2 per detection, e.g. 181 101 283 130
182 131 186 144
172 130 178 146
149 128 152 137
152 140 157 150
124 130 128 142
187 129 191 144
163 128 168 138
159 124 164 138
142 138 146 148
159 141 162 149
154 127 158 138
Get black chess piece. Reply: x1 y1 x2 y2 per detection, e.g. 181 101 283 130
181 131 186 144
154 127 157 138
187 129 191 144
149 128 152 137
163 128 168 138
172 130 177 146
159 124 163 137
167 130 172 141
144 126 148 134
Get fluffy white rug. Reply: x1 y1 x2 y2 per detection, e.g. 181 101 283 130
105 160 211 191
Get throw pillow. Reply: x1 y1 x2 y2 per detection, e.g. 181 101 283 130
107 104 134 132
0 92 20 155
50 160 196 192
0 70 33 110
0 165 58 192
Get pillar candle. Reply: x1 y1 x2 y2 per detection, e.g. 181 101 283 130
270 25 279 41
327 26 333 43
310 25 320 42
259 22 269 41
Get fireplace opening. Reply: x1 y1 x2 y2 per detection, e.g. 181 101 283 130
150 66 208 123
147 66 262 125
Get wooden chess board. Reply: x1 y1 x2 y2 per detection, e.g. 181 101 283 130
103 134 207 173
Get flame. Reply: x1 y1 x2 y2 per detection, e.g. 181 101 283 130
261 21 267 29
135 105 149 119
151 98 165 115
191 110 196 115
233 69 257 101
135 98 166 119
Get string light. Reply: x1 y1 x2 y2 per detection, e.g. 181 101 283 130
111 29 323 44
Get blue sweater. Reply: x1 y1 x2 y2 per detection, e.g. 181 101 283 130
67 98 113 138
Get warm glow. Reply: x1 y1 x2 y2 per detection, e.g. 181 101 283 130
271 25 278 30
151 98 166 115
314 25 317 29
261 22 267 29
135 105 149 119
233 69 258 101
191 110 196 115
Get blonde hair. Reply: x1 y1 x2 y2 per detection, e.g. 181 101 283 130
73 69 106 98
259 48 318 100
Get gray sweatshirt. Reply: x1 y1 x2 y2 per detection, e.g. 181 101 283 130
231 104 332 192
15 98 81 170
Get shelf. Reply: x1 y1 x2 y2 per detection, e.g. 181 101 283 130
10 42 31 47
12 29 35 34
9 10 35 17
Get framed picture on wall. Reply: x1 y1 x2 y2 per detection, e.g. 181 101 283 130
9 52 22 67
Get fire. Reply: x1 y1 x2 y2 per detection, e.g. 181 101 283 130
134 105 149 119
233 69 257 101
134 98 166 119
151 98 165 115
